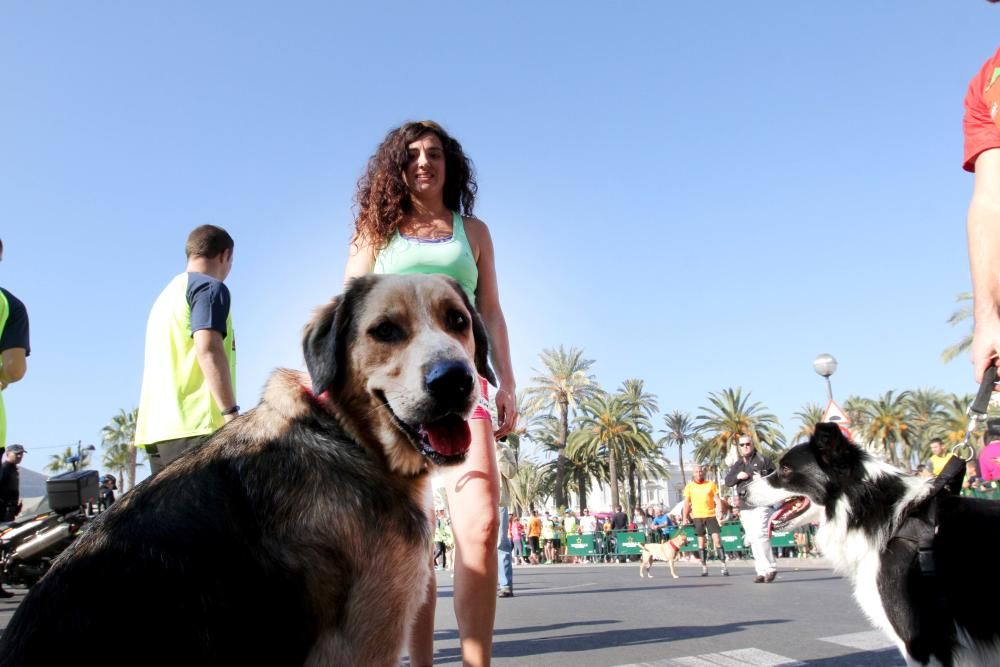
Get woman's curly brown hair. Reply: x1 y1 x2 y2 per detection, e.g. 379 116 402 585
353 121 477 251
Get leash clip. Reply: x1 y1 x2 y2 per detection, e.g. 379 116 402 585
953 366 998 462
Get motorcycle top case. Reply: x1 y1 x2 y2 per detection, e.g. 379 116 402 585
47 470 99 511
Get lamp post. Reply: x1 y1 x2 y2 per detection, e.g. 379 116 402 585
812 354 838 403
75 441 96 471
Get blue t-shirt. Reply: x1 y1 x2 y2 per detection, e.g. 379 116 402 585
186 273 230 337
0 288 30 355
651 514 670 528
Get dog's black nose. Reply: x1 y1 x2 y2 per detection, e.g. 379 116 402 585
425 360 475 408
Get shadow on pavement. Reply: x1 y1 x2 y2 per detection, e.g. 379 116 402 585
434 619 620 642
433 618 791 661
803 647 906 666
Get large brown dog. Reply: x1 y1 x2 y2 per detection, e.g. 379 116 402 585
639 534 688 579
0 274 494 667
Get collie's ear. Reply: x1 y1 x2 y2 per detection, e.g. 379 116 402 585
302 276 375 396
813 422 848 449
811 421 853 466
449 280 497 386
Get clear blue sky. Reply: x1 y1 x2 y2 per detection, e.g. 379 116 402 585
1 2 996 476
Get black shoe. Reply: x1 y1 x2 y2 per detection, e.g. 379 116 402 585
0 588 14 598
700 566 708 577
753 575 766 583
764 571 776 583
497 588 513 598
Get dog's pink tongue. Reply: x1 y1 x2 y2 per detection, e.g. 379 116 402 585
422 417 471 457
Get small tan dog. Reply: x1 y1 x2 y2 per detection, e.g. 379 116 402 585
639 534 689 579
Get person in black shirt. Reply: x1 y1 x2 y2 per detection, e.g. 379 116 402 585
725 435 777 583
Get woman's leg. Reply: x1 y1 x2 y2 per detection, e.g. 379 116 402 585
409 505 437 667
442 418 499 667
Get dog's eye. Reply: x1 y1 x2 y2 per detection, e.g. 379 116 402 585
445 309 468 332
369 321 404 343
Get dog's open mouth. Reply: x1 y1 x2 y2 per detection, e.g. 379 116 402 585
769 496 811 531
378 393 471 464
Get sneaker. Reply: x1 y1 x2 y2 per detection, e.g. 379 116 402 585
0 588 14 599
497 588 513 598
701 566 708 577
721 568 729 576
544 560 553 564
764 571 777 583
753 575 766 583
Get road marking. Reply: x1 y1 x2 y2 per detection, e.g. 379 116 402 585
614 648 805 666
517 582 598 595
819 629 895 651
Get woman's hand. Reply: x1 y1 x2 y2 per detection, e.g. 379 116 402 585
494 387 518 439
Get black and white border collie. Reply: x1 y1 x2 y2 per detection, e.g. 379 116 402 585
746 423 1000 667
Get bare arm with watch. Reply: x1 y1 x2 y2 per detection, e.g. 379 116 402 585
194 329 238 422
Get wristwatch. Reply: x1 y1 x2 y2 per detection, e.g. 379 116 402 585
221 405 240 416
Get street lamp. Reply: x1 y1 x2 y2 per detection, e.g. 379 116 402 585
75 441 96 471
812 353 838 403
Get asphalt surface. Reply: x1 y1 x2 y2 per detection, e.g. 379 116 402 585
0 558 905 666
428 557 906 666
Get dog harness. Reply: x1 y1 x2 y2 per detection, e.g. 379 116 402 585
373 212 479 304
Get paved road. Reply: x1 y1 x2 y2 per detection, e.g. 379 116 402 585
0 558 904 665
429 558 905 666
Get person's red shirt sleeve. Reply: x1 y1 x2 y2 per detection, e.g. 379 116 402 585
963 47 1000 172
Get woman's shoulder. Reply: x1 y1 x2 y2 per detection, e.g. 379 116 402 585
459 215 491 239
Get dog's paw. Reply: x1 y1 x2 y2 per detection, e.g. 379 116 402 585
672 574 679 579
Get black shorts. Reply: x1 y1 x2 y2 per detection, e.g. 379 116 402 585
692 517 721 536
528 536 540 552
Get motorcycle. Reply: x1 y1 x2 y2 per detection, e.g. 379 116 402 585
0 468 99 588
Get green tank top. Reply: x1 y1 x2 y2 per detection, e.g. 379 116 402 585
0 291 8 447
134 273 236 446
373 212 479 304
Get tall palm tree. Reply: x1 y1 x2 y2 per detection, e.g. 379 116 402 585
46 446 91 474
791 403 825 444
939 393 978 448
942 292 973 363
525 346 599 509
618 379 659 512
101 444 129 492
569 392 653 512
101 408 141 490
853 390 914 465
695 388 785 481
904 389 948 467
508 458 550 516
660 410 697 487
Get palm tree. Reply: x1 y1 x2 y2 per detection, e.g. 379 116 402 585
660 410 697 487
939 393 977 448
618 379 659 513
695 388 785 481
853 391 913 465
791 403 825 444
569 392 653 512
508 458 550 516
525 346 599 510
101 408 141 490
101 444 129 492
904 389 948 467
942 292 973 363
46 446 91 474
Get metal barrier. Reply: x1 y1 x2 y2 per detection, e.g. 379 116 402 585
517 522 814 561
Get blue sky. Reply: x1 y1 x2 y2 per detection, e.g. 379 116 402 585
1 2 997 477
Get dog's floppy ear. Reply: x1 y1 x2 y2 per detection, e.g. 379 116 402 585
302 276 374 396
811 421 851 464
449 280 497 386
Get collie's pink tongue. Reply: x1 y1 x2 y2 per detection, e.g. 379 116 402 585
421 417 471 457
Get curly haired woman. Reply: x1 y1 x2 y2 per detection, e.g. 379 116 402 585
344 120 517 667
